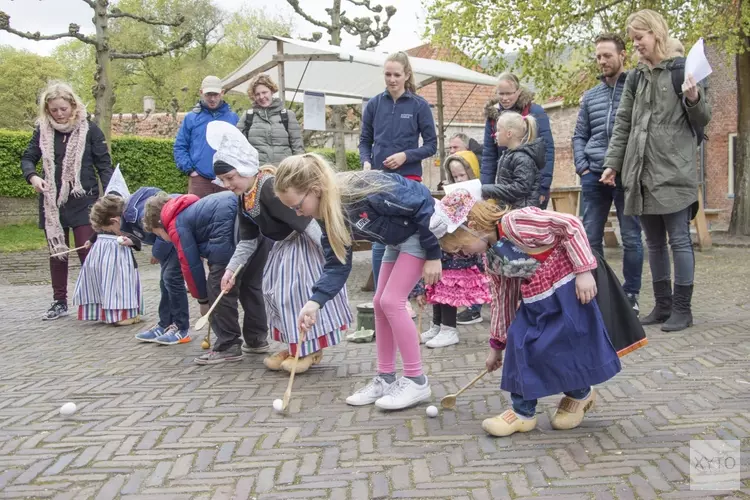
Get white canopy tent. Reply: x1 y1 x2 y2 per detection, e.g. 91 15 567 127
221 35 498 167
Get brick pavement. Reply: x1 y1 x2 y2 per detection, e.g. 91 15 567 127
0 248 748 499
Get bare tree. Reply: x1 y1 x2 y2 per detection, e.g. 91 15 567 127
285 0 396 169
0 0 192 142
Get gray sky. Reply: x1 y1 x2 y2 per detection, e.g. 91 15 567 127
0 0 427 55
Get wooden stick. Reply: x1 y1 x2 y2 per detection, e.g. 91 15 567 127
282 329 306 411
50 245 87 258
194 264 243 331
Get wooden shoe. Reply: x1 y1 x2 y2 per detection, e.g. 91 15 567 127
115 316 141 326
551 390 596 430
482 410 537 437
263 350 290 371
281 350 323 374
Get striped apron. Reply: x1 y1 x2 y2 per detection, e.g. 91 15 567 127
263 230 352 356
73 234 144 324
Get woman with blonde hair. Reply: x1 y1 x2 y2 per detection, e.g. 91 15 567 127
21 81 113 321
275 153 441 411
237 74 305 165
601 9 711 332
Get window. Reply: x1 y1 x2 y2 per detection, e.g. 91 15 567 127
728 133 738 197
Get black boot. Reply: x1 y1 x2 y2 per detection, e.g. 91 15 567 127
640 280 672 325
661 284 693 332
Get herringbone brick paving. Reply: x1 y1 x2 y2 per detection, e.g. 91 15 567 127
0 248 748 499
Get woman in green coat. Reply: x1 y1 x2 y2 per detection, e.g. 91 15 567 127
601 9 711 332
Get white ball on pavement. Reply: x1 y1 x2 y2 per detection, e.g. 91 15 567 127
272 399 284 412
426 405 438 417
117 236 126 244
60 402 77 416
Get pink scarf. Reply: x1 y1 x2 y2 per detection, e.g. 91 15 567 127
38 108 89 257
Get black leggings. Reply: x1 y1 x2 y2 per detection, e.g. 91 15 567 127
432 304 457 328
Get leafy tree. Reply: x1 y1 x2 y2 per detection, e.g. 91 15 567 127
0 46 65 129
426 0 750 234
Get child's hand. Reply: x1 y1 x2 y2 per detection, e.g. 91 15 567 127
150 257 159 265
423 259 442 285
298 300 321 333
415 295 427 308
118 236 134 247
84 240 92 250
575 271 597 304
221 269 236 293
199 301 210 317
486 348 503 373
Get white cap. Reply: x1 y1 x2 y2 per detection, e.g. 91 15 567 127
201 75 223 94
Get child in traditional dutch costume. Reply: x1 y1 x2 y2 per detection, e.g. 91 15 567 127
73 195 144 325
435 190 644 437
208 122 352 374
415 154 491 348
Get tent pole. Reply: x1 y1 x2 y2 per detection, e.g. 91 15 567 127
436 79 446 182
276 40 286 104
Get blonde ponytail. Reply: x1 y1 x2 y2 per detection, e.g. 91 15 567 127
497 111 537 145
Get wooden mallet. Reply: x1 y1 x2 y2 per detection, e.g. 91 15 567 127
201 324 211 349
194 264 243 331
440 368 489 409
281 329 306 411
50 245 87 258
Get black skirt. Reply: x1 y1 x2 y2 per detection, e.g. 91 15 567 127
593 254 648 357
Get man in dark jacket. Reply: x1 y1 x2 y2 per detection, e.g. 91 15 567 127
174 76 239 198
572 33 643 313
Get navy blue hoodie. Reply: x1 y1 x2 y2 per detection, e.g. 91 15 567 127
311 174 439 307
121 187 177 262
359 90 437 178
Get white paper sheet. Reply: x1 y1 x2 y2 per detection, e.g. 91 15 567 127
443 179 482 201
105 164 130 199
303 91 326 131
685 38 712 84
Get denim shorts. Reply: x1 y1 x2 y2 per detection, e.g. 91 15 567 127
382 233 426 263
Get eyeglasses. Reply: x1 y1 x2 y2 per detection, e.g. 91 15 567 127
291 191 309 212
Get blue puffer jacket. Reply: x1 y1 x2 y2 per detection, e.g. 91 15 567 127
480 91 555 197
120 187 175 262
162 192 238 301
572 72 628 175
173 101 238 180
359 90 437 178
311 173 439 307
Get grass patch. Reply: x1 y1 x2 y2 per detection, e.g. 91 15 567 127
0 223 47 253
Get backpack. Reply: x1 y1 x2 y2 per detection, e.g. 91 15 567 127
242 108 293 149
628 57 707 145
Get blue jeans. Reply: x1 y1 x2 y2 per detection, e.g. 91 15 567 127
640 207 695 286
372 242 386 292
158 248 190 331
581 172 643 295
512 388 590 418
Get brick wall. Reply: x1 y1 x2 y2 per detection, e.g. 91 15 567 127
111 112 186 138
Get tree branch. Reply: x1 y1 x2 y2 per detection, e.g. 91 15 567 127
284 0 331 29
0 13 97 45
80 0 95 8
111 32 192 59
109 8 185 27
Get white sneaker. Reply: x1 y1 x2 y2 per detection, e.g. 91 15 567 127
426 325 459 348
346 376 393 406
420 324 440 344
375 376 432 410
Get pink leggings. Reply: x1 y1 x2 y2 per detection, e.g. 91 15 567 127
373 253 424 377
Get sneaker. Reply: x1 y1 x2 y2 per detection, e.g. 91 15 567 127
194 344 243 365
374 376 432 410
426 325 459 348
241 340 271 354
550 390 596 430
482 410 537 437
627 294 640 317
456 308 482 325
420 324 440 344
346 376 393 406
135 324 166 342
154 325 191 345
42 301 68 321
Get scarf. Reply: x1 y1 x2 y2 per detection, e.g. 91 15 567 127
38 107 89 257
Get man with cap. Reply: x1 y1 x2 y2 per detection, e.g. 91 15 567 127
174 75 239 198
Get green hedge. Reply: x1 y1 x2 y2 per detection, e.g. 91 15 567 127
0 129 360 199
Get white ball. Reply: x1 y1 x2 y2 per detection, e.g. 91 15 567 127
117 236 126 244
272 399 284 412
426 405 438 417
60 402 77 416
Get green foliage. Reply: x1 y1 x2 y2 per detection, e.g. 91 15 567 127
0 46 66 130
308 148 362 171
0 130 186 198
